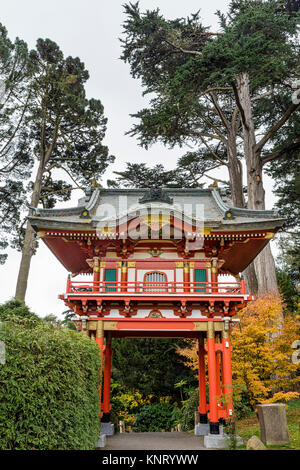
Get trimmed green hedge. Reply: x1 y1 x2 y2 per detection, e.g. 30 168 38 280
0 320 101 450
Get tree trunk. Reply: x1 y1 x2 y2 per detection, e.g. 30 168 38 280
236 72 278 294
15 160 44 301
227 135 245 208
243 263 258 295
226 127 260 294
253 243 278 295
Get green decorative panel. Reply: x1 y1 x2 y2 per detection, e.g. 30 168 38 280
194 269 207 292
104 268 117 292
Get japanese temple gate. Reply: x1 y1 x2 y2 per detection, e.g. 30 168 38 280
28 187 283 436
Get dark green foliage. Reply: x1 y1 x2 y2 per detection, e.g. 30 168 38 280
0 299 39 321
277 269 299 313
112 338 196 399
267 118 300 231
108 163 182 188
278 236 300 283
233 391 253 420
121 1 299 145
133 403 181 432
205 1 299 89
276 235 300 317
274 169 300 231
108 161 204 189
107 153 224 189
0 320 100 449
0 180 29 264
121 1 300 199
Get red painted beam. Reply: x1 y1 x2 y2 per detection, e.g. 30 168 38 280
115 320 196 330
111 331 199 338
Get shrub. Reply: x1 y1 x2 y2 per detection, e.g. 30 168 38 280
133 403 181 432
0 319 101 449
232 389 253 420
179 388 199 431
0 299 39 321
110 380 153 428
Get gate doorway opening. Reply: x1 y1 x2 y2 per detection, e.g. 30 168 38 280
88 318 234 437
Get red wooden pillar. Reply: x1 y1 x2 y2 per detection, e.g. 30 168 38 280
215 333 222 401
198 334 208 423
183 261 190 292
211 258 218 293
93 257 100 292
96 321 105 418
102 331 112 422
216 352 221 400
207 321 220 434
121 261 128 292
66 274 71 293
222 328 234 420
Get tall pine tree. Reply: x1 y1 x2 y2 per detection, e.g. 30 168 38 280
0 24 32 264
14 39 114 300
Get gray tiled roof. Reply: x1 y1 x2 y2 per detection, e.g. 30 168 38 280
28 187 284 232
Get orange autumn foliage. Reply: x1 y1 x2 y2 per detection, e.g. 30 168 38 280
177 292 300 408
231 292 299 407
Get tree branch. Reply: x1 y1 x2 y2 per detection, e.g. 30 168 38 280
163 38 202 56
49 163 82 189
199 116 228 145
203 172 230 186
261 136 300 166
199 134 228 167
40 186 84 199
183 129 225 141
251 89 274 102
209 92 231 133
256 102 300 154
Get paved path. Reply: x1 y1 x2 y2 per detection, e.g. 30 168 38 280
103 432 206 450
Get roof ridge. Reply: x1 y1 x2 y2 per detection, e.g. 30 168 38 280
211 189 279 219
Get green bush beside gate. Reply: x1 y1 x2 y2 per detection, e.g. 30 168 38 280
133 403 182 432
0 318 100 450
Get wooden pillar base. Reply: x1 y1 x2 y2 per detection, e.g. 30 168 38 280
101 412 111 423
199 413 208 424
209 422 220 435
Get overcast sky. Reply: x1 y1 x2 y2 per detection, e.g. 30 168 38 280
0 0 277 317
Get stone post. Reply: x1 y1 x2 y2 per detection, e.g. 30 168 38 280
257 404 290 445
